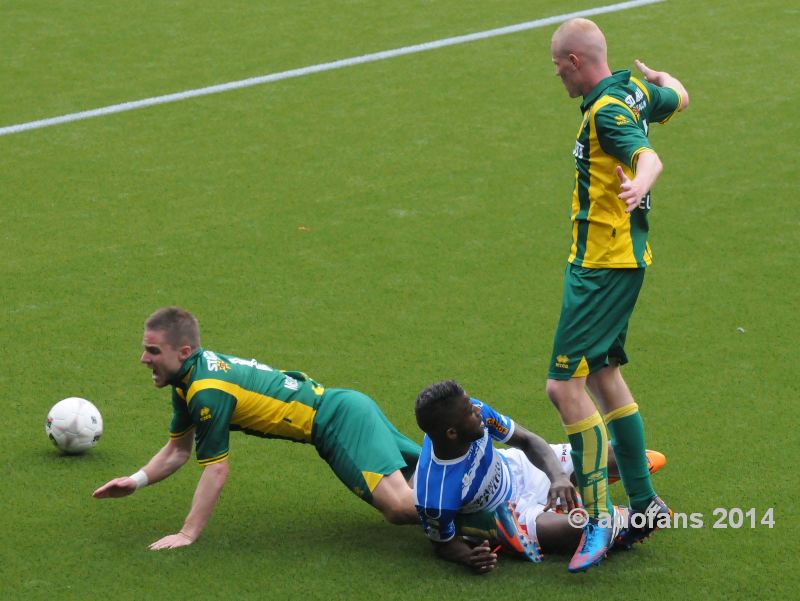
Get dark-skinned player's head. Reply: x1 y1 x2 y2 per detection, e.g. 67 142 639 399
415 380 484 445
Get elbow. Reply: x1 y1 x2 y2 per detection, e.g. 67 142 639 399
642 151 663 178
167 437 193 466
175 447 192 466
207 460 230 486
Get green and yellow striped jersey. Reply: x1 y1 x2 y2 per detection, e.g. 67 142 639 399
168 348 325 466
568 70 681 268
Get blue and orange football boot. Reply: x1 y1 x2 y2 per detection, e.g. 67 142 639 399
494 501 543 563
608 449 666 484
567 507 621 573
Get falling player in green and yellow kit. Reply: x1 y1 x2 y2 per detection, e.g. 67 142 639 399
93 307 421 549
545 18 689 572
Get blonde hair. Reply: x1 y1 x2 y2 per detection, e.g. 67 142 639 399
144 307 200 349
551 18 607 64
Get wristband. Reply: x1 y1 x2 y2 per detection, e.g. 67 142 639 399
129 469 149 489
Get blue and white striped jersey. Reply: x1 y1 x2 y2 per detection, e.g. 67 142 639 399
413 399 515 542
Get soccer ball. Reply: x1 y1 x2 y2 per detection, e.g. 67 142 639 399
45 397 103 454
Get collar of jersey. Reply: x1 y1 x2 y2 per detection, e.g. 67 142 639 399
430 430 487 465
168 347 203 386
581 69 631 112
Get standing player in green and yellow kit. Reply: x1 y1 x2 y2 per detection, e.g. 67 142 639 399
93 307 421 549
546 18 689 572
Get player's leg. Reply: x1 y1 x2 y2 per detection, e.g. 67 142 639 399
546 441 661 497
583 278 671 546
371 470 418 525
546 386 616 565
508 446 626 558
372 404 421 480
535 512 583 555
546 378 613 521
501 448 582 557
546 442 668 506
365 401 421 517
568 441 666 485
547 266 615 522
607 442 619 483
546 380 618 570
547 265 645 570
313 389 419 525
497 447 550 558
587 365 655 511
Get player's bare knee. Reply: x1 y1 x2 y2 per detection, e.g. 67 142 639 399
545 379 561 403
546 379 573 409
380 504 416 525
373 478 416 524
382 509 406 525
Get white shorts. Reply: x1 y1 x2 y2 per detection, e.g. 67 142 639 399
498 444 574 538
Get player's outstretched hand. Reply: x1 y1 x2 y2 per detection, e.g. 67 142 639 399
468 540 497 575
636 58 689 111
616 165 644 213
92 477 137 499
544 475 580 513
148 532 194 551
634 59 662 83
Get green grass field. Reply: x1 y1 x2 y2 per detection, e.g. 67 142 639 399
2 1 798 599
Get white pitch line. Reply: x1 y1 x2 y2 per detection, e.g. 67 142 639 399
0 0 664 137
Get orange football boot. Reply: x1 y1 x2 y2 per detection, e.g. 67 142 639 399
608 449 666 484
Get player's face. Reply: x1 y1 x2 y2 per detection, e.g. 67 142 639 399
140 329 191 388
552 51 581 98
454 394 484 442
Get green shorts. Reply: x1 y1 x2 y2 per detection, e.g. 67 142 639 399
548 264 645 380
312 388 420 505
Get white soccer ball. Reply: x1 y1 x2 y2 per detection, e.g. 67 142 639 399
45 397 103 454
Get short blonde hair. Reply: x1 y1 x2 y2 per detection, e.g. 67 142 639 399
551 18 607 64
144 307 200 349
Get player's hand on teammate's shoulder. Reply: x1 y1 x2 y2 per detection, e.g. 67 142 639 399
468 540 497 575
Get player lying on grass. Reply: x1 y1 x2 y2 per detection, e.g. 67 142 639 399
93 307 422 549
413 380 665 574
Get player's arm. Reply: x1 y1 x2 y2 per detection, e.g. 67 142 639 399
92 431 194 499
593 101 666 213
616 150 663 213
430 538 497 575
417 501 495 574
147 387 235 549
634 59 689 111
506 425 579 511
148 458 230 550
